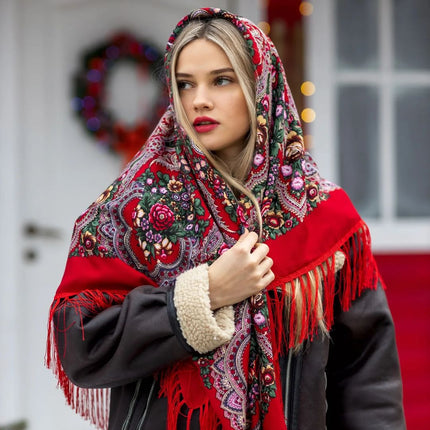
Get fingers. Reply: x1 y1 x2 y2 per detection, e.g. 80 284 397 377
257 254 274 287
236 230 259 250
259 254 274 274
235 231 271 264
251 242 270 262
209 231 275 308
236 228 250 242
234 231 274 288
261 268 275 286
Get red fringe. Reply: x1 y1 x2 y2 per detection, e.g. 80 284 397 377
45 290 127 430
268 220 379 354
158 364 187 430
158 365 221 430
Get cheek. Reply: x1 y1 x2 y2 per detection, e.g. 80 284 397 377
233 95 250 132
178 94 193 119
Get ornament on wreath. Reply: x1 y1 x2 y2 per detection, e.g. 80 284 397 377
72 31 168 164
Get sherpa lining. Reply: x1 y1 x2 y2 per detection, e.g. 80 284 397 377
174 264 234 354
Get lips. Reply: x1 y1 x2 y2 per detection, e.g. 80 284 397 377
193 116 219 133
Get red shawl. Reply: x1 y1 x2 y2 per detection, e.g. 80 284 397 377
46 8 379 430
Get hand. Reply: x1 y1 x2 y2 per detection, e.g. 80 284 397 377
208 230 275 310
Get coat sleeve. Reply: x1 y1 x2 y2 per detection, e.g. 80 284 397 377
325 283 406 429
54 284 192 389
53 264 234 389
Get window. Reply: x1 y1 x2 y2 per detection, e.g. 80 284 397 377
307 0 430 250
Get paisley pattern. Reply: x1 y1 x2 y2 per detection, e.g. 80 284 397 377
212 301 251 429
208 294 277 429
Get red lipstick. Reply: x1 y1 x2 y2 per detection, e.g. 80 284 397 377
193 116 219 133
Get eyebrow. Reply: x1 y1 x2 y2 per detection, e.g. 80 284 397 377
175 67 235 78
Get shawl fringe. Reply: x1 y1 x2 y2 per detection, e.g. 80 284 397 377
158 366 222 430
46 291 127 430
269 220 379 356
46 222 379 430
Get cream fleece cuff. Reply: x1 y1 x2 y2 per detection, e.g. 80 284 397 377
174 264 235 354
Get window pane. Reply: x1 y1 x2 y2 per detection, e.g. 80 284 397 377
395 86 430 217
335 0 379 70
394 0 430 70
338 85 380 217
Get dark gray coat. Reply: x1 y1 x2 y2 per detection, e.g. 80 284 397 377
55 283 406 430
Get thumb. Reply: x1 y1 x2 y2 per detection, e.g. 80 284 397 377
236 229 258 249
236 228 250 242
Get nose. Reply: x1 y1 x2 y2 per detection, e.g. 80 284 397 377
193 86 213 111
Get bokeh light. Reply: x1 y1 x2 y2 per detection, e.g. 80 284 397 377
301 108 316 123
299 1 314 16
258 21 271 35
301 81 316 96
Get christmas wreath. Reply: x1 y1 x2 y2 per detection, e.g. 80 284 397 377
72 32 167 162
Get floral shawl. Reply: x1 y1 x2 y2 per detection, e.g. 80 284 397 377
46 8 379 430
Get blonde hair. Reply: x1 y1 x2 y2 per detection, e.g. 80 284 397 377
169 19 262 235
169 18 337 350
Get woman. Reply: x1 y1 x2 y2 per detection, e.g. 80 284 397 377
47 8 405 430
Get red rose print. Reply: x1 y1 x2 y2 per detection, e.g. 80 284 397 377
264 211 284 229
149 203 175 231
82 231 96 251
307 183 319 201
236 205 247 224
262 366 275 386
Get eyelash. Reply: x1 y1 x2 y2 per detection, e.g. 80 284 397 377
177 76 234 90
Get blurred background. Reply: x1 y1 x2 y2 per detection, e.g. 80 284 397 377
0 0 428 429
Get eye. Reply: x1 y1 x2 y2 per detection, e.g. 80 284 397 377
177 80 192 90
214 76 233 86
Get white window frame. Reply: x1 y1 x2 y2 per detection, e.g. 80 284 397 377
306 0 430 251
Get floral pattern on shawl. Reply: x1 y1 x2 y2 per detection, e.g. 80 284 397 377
71 8 334 278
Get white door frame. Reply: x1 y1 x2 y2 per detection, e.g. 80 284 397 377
0 0 22 425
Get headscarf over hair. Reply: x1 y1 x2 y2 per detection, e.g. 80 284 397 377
47 8 379 430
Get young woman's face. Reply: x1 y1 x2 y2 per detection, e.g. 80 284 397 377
175 39 250 163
